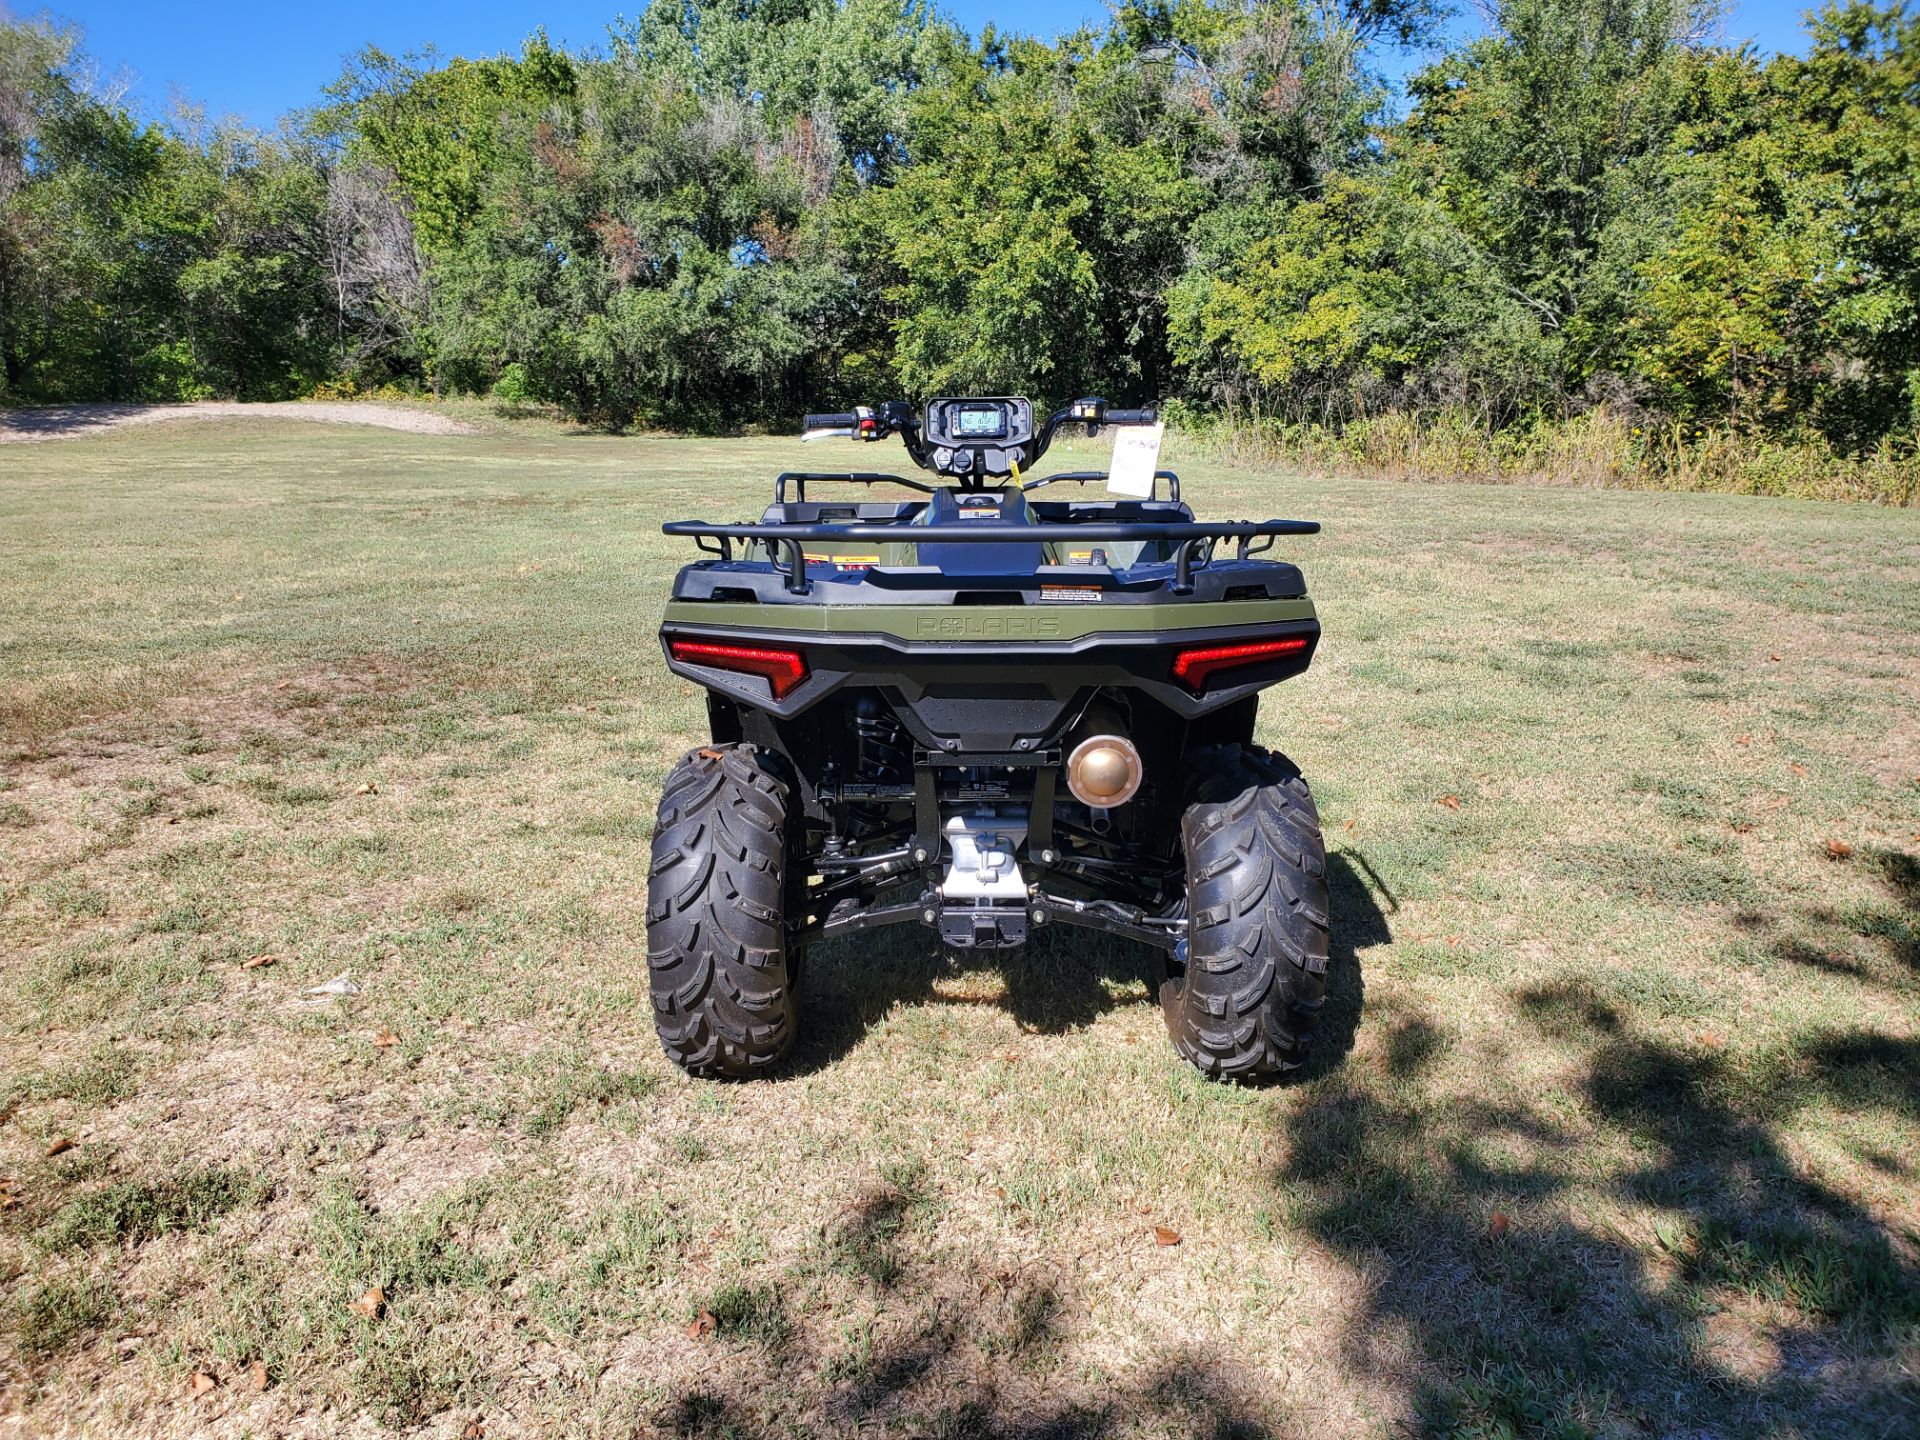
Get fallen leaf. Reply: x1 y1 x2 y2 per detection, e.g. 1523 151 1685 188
462 1419 486 1440
685 1310 716 1339
349 1287 386 1320
1152 1225 1182 1247
45 1137 75 1158
241 953 275 970
1698 1031 1725 1050
696 748 725 760
371 1030 400 1048
1436 794 1461 810
0 1192 19 1210
1489 1212 1511 1240
353 781 379 796
191 1371 218 1397
274 680 291 691
1731 821 1752 834
249 1360 269 1392
1445 935 1461 948
1824 839 1852 860
1789 763 1809 777
1342 819 1357 833
1734 734 1751 746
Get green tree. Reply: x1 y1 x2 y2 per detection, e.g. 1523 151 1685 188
318 35 576 261
1626 4 1919 444
1399 0 1707 386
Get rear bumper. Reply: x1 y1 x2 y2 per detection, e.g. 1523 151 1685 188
658 600 1320 742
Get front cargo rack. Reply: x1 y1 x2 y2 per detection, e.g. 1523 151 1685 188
770 469 1186 503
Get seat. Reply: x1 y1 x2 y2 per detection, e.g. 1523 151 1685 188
758 500 924 524
913 489 1046 577
1029 498 1192 572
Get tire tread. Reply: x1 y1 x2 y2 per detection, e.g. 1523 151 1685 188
1160 743 1330 1079
646 744 795 1077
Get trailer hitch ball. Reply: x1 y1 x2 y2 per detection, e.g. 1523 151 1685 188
1066 734 1144 809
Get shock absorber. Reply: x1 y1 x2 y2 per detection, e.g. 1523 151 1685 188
852 693 908 784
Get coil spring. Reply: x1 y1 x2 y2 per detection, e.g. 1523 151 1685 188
852 697 908 784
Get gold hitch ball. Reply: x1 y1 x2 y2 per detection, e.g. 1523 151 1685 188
1066 734 1143 809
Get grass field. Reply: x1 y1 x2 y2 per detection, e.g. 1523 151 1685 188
2 418 1917 1439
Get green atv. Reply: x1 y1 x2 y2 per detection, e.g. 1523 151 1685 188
650 397 1327 1080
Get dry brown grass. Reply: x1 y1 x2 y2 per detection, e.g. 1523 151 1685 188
1 421 1917 1438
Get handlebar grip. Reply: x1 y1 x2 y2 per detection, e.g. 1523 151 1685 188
803 412 858 430
1105 408 1157 425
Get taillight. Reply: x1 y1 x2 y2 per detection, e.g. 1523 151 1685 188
667 639 810 699
1171 636 1310 693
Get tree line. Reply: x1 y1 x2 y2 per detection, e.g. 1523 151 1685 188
2 0 1915 472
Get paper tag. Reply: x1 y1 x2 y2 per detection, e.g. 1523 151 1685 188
1107 423 1163 499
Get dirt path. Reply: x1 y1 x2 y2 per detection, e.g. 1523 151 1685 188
0 400 479 442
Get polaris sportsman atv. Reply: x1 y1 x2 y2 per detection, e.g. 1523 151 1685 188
650 397 1328 1080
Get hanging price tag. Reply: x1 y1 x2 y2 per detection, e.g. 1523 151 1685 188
1107 423 1163 499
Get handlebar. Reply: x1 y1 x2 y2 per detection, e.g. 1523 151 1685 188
799 397 1158 482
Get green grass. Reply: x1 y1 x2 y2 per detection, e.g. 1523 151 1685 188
37 1166 271 1252
1 418 1917 1437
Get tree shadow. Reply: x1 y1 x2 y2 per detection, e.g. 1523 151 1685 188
791 849 1392 1080
1303 849 1393 1079
662 1276 1289 1439
656 1155 1294 1433
0 403 149 437
1275 975 1920 1435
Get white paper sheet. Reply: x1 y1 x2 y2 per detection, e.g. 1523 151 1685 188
1107 422 1164 499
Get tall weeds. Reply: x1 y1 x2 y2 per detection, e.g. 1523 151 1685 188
1167 405 1918 506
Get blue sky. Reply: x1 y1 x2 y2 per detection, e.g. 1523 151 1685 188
18 0 1819 127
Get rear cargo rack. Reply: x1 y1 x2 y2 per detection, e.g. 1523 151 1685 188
662 517 1320 595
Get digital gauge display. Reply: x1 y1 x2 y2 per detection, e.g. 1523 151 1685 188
954 404 1006 438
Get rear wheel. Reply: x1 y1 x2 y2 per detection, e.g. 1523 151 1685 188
646 744 797 1078
1160 744 1329 1079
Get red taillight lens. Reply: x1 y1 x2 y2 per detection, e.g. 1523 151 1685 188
1171 636 1310 693
667 639 810 699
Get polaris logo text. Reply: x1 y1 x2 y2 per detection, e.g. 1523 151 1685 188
911 614 1066 639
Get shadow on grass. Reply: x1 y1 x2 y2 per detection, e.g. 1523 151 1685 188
1276 972 1920 1435
0 403 150 437
791 851 1390 1079
665 1282 1288 1439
